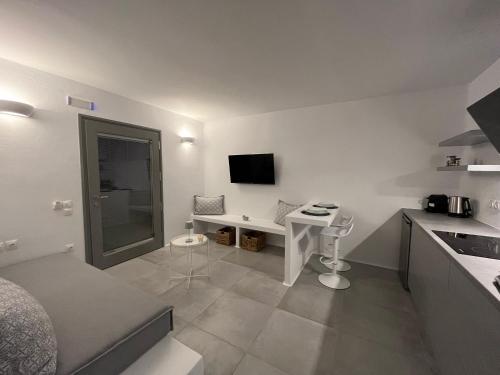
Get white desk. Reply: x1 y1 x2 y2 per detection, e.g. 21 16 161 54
192 202 338 287
284 202 338 286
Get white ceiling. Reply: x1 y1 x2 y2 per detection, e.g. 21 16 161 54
0 0 499 121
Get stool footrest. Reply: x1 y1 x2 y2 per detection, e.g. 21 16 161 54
320 256 336 266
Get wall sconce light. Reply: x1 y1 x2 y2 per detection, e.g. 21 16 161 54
180 136 195 144
0 99 34 118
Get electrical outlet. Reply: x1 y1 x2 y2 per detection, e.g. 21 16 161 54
5 239 18 251
62 200 73 209
64 243 74 252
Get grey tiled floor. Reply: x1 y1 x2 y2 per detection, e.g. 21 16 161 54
106 238 438 375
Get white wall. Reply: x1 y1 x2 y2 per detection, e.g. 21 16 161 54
0 58 203 267
204 86 468 269
458 58 500 228
3 53 495 271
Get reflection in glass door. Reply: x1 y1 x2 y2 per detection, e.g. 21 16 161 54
99 136 153 251
80 115 163 268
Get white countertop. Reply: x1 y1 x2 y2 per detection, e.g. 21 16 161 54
286 201 338 226
403 209 500 309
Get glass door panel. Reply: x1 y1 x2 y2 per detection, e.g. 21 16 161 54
98 135 153 252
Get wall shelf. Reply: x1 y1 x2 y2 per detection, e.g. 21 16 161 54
438 130 489 147
437 165 500 172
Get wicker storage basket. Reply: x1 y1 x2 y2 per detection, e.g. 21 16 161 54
216 226 236 246
241 231 266 252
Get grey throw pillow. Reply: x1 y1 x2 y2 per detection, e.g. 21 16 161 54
194 195 225 215
274 200 302 226
0 277 57 375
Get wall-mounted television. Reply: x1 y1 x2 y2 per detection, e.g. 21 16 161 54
228 153 275 184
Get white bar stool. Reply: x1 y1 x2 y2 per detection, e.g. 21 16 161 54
322 215 353 272
318 222 354 289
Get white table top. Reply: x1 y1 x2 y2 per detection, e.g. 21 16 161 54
170 234 208 247
286 201 338 226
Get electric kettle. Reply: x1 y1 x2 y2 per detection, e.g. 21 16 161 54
448 196 473 218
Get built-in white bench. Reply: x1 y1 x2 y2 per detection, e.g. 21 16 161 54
191 213 285 247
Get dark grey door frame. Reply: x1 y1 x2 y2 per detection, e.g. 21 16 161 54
79 114 164 269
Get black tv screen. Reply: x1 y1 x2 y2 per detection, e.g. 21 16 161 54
467 87 500 153
228 153 275 184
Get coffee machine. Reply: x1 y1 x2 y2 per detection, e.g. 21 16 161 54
424 195 448 213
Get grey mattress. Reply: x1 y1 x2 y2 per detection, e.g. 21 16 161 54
0 253 173 375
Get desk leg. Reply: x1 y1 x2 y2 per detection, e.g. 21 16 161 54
284 222 292 286
235 226 240 248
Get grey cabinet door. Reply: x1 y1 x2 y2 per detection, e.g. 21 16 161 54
408 225 450 327
408 224 455 374
408 225 426 308
408 223 500 375
448 263 500 375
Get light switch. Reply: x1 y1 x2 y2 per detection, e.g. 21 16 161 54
53 200 63 210
489 200 500 210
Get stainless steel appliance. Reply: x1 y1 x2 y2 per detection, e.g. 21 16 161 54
448 196 473 218
399 214 412 290
433 231 500 260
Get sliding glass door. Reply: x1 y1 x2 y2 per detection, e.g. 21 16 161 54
80 115 163 268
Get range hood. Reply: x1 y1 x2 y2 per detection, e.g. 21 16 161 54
467 87 500 153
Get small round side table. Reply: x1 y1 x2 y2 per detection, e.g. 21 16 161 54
169 234 210 288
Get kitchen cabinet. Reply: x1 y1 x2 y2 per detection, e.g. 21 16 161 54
407 221 500 375
448 263 500 375
408 224 451 370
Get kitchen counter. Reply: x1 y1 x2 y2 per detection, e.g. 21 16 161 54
403 209 500 310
